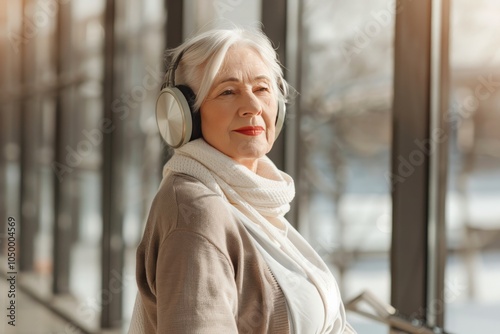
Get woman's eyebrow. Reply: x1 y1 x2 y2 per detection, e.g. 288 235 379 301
217 77 239 85
215 75 271 86
253 75 271 82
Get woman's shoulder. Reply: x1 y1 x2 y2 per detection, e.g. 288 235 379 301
151 172 240 240
157 172 225 211
157 172 215 198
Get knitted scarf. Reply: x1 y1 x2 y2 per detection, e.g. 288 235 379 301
162 139 350 334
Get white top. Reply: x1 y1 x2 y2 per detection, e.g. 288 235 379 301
232 208 334 333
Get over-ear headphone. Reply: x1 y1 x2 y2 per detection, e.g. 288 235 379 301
156 48 286 148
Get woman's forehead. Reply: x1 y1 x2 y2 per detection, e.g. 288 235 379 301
215 46 272 82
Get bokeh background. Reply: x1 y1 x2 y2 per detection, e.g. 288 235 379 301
1 0 499 333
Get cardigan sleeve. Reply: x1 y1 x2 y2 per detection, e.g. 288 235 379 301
156 229 238 333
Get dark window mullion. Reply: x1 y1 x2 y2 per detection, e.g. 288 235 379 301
391 0 450 331
391 0 433 323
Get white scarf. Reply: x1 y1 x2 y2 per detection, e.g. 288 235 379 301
163 139 350 334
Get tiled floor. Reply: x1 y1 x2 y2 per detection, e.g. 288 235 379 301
0 278 84 334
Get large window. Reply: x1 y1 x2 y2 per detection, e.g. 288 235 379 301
445 0 500 332
298 1 395 332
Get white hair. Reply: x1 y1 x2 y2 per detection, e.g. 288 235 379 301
165 27 290 111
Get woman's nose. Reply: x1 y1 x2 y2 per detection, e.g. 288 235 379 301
238 92 263 117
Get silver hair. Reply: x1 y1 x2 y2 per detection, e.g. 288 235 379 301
164 27 290 111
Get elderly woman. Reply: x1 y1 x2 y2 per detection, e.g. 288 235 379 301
129 27 356 334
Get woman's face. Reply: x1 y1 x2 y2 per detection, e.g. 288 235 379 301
200 45 278 172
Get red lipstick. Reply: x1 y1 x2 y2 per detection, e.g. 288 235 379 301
234 126 265 136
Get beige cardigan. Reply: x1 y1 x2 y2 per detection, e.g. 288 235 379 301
135 172 290 333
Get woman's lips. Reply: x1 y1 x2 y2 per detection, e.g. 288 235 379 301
234 126 265 136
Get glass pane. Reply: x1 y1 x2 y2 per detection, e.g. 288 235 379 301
13 0 58 294
445 0 500 332
1 0 23 255
184 0 262 34
299 1 394 332
116 0 166 324
66 1 105 327
68 0 166 326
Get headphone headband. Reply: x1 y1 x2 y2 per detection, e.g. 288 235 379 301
167 47 190 88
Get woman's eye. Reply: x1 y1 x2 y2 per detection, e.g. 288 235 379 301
256 86 270 92
220 89 233 96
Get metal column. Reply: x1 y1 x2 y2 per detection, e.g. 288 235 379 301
19 0 38 272
101 0 124 328
261 0 287 171
160 0 184 170
166 0 184 48
391 0 450 328
427 0 450 328
52 0 74 294
0 0 7 239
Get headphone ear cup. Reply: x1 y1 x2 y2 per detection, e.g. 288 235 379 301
176 85 202 142
155 84 201 148
274 99 286 139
